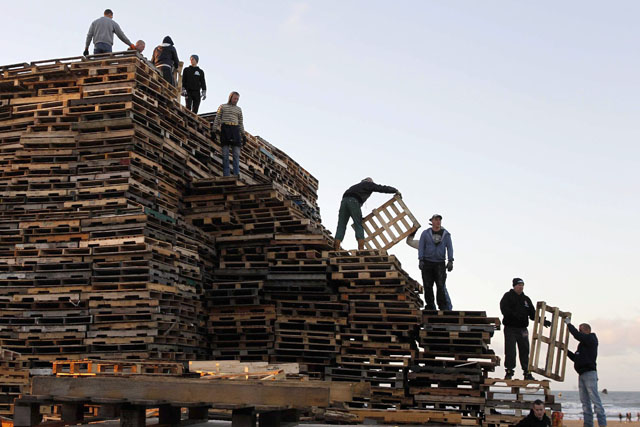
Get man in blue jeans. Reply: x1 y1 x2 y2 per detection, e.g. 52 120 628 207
566 319 607 427
333 178 399 250
83 9 136 56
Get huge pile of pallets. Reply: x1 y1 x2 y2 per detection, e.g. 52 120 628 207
409 310 501 419
1 53 559 425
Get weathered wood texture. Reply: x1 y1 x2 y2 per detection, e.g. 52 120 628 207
356 194 420 250
528 301 571 381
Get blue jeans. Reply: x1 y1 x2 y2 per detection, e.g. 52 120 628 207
222 144 241 176
94 42 112 54
579 370 607 427
443 284 453 310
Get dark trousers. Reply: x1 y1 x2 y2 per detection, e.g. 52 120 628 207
334 197 364 241
159 66 174 86
186 91 201 113
421 261 447 310
504 326 530 372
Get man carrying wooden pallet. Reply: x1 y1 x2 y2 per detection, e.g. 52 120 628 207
500 278 550 380
333 178 400 251
83 9 136 56
417 214 454 311
565 318 607 427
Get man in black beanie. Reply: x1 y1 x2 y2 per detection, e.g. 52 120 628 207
500 277 549 380
182 55 207 113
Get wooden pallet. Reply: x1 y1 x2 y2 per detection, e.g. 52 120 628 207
355 194 420 250
528 301 571 381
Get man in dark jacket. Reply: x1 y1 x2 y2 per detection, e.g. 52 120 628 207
500 278 549 380
181 55 207 113
566 319 607 427
516 400 551 427
152 36 180 86
333 178 399 250
418 214 453 311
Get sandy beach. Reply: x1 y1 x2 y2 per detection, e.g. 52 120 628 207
563 422 640 427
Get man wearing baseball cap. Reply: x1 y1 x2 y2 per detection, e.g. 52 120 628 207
500 277 549 380
418 214 454 310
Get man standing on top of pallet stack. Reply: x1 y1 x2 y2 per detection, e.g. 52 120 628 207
565 318 607 427
333 178 400 251
181 55 207 114
213 92 244 177
83 9 137 56
407 227 452 310
418 214 453 311
152 36 180 86
500 278 549 380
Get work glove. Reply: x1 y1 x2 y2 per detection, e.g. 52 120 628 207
181 89 187 97
201 90 206 100
395 192 402 199
544 319 552 328
446 260 453 272
563 317 571 325
419 259 425 271
83 49 89 56
130 43 137 50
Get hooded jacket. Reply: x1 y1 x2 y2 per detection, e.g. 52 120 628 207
500 289 535 328
516 410 551 427
418 227 453 262
567 323 598 374
152 36 179 68
342 181 397 205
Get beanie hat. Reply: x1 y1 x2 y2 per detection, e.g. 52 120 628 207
512 278 524 287
190 54 199 63
162 36 174 45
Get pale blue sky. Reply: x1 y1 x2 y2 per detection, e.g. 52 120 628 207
2 1 639 390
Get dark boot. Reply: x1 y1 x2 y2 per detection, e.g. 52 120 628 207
357 239 365 250
505 369 514 380
523 372 535 381
333 239 341 251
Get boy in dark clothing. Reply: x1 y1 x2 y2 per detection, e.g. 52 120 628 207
516 400 551 427
333 178 399 250
152 36 179 86
182 55 207 113
566 320 607 427
500 278 549 380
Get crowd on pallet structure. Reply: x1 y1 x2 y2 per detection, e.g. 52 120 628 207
82 9 610 427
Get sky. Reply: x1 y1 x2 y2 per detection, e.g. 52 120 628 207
2 1 639 390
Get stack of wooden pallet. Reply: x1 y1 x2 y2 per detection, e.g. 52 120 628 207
409 310 500 417
185 177 342 376
0 348 29 416
325 251 422 408
482 378 560 426
0 53 221 364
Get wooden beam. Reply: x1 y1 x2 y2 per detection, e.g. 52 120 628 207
31 376 369 408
